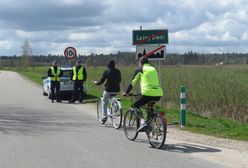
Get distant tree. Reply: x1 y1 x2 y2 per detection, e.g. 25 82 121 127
20 39 32 67
85 56 94 66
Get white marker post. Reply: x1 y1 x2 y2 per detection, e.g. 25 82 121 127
180 86 186 127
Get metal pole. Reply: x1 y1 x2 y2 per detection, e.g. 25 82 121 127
159 60 162 85
180 86 186 127
158 60 164 107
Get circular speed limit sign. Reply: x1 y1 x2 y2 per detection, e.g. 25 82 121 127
64 47 77 60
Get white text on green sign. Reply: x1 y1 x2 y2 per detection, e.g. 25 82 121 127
133 29 168 45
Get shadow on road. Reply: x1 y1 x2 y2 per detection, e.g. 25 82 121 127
0 107 97 135
162 143 221 153
124 137 221 153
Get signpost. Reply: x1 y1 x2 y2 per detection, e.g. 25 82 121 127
133 27 169 109
64 47 77 60
136 45 166 60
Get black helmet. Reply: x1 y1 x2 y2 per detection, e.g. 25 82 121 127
139 57 148 65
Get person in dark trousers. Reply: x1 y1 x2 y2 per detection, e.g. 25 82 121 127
47 61 63 103
69 60 87 103
94 60 121 123
123 57 163 132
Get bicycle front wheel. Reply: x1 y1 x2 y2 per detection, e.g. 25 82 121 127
96 99 106 124
146 114 166 149
123 109 139 141
110 100 122 129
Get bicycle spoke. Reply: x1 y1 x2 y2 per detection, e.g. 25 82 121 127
110 100 122 129
123 109 138 141
147 115 166 149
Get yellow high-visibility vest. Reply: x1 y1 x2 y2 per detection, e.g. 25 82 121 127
51 67 61 81
131 64 163 96
72 67 84 80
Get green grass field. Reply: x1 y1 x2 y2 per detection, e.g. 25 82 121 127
1 65 248 141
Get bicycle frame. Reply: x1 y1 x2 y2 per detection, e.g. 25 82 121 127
97 93 123 129
109 96 122 110
123 94 167 148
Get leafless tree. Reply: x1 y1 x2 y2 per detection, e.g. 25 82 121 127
20 39 32 67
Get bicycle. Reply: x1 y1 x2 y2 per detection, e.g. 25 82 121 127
123 93 167 149
96 93 122 129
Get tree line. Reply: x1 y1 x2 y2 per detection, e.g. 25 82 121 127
1 51 248 67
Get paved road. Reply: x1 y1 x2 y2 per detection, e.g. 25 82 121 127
0 71 228 168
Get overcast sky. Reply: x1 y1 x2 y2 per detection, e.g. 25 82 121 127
0 0 248 56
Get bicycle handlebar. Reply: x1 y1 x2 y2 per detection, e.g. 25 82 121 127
126 93 141 97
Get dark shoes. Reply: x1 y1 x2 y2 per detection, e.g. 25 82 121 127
52 100 62 103
137 120 148 132
52 99 61 103
100 117 107 124
68 99 84 103
68 100 75 103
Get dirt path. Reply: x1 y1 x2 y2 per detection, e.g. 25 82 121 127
168 127 248 168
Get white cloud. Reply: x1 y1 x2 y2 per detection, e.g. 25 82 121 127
241 31 248 41
0 40 12 50
68 33 92 41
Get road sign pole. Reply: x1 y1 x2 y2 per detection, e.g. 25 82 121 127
159 60 162 85
158 60 164 107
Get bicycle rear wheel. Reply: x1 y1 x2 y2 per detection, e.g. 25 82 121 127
123 109 139 141
96 99 106 124
110 100 122 129
146 114 166 149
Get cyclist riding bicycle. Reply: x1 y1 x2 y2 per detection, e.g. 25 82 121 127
123 57 163 132
94 60 121 123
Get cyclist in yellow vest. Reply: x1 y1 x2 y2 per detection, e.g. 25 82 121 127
47 61 63 103
69 60 87 103
123 57 163 131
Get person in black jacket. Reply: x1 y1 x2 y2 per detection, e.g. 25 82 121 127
47 61 63 103
69 60 87 103
94 60 121 123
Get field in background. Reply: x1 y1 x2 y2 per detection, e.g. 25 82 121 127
162 65 248 123
88 64 248 123
1 65 248 141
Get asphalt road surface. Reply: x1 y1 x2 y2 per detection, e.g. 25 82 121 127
0 71 240 168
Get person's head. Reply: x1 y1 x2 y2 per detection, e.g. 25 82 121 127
76 60 81 66
107 60 115 69
139 57 149 67
53 61 58 67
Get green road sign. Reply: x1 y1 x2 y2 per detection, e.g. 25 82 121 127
133 29 168 45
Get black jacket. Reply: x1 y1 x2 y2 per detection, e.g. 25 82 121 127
96 68 121 92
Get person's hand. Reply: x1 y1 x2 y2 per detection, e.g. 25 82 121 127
123 92 129 97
